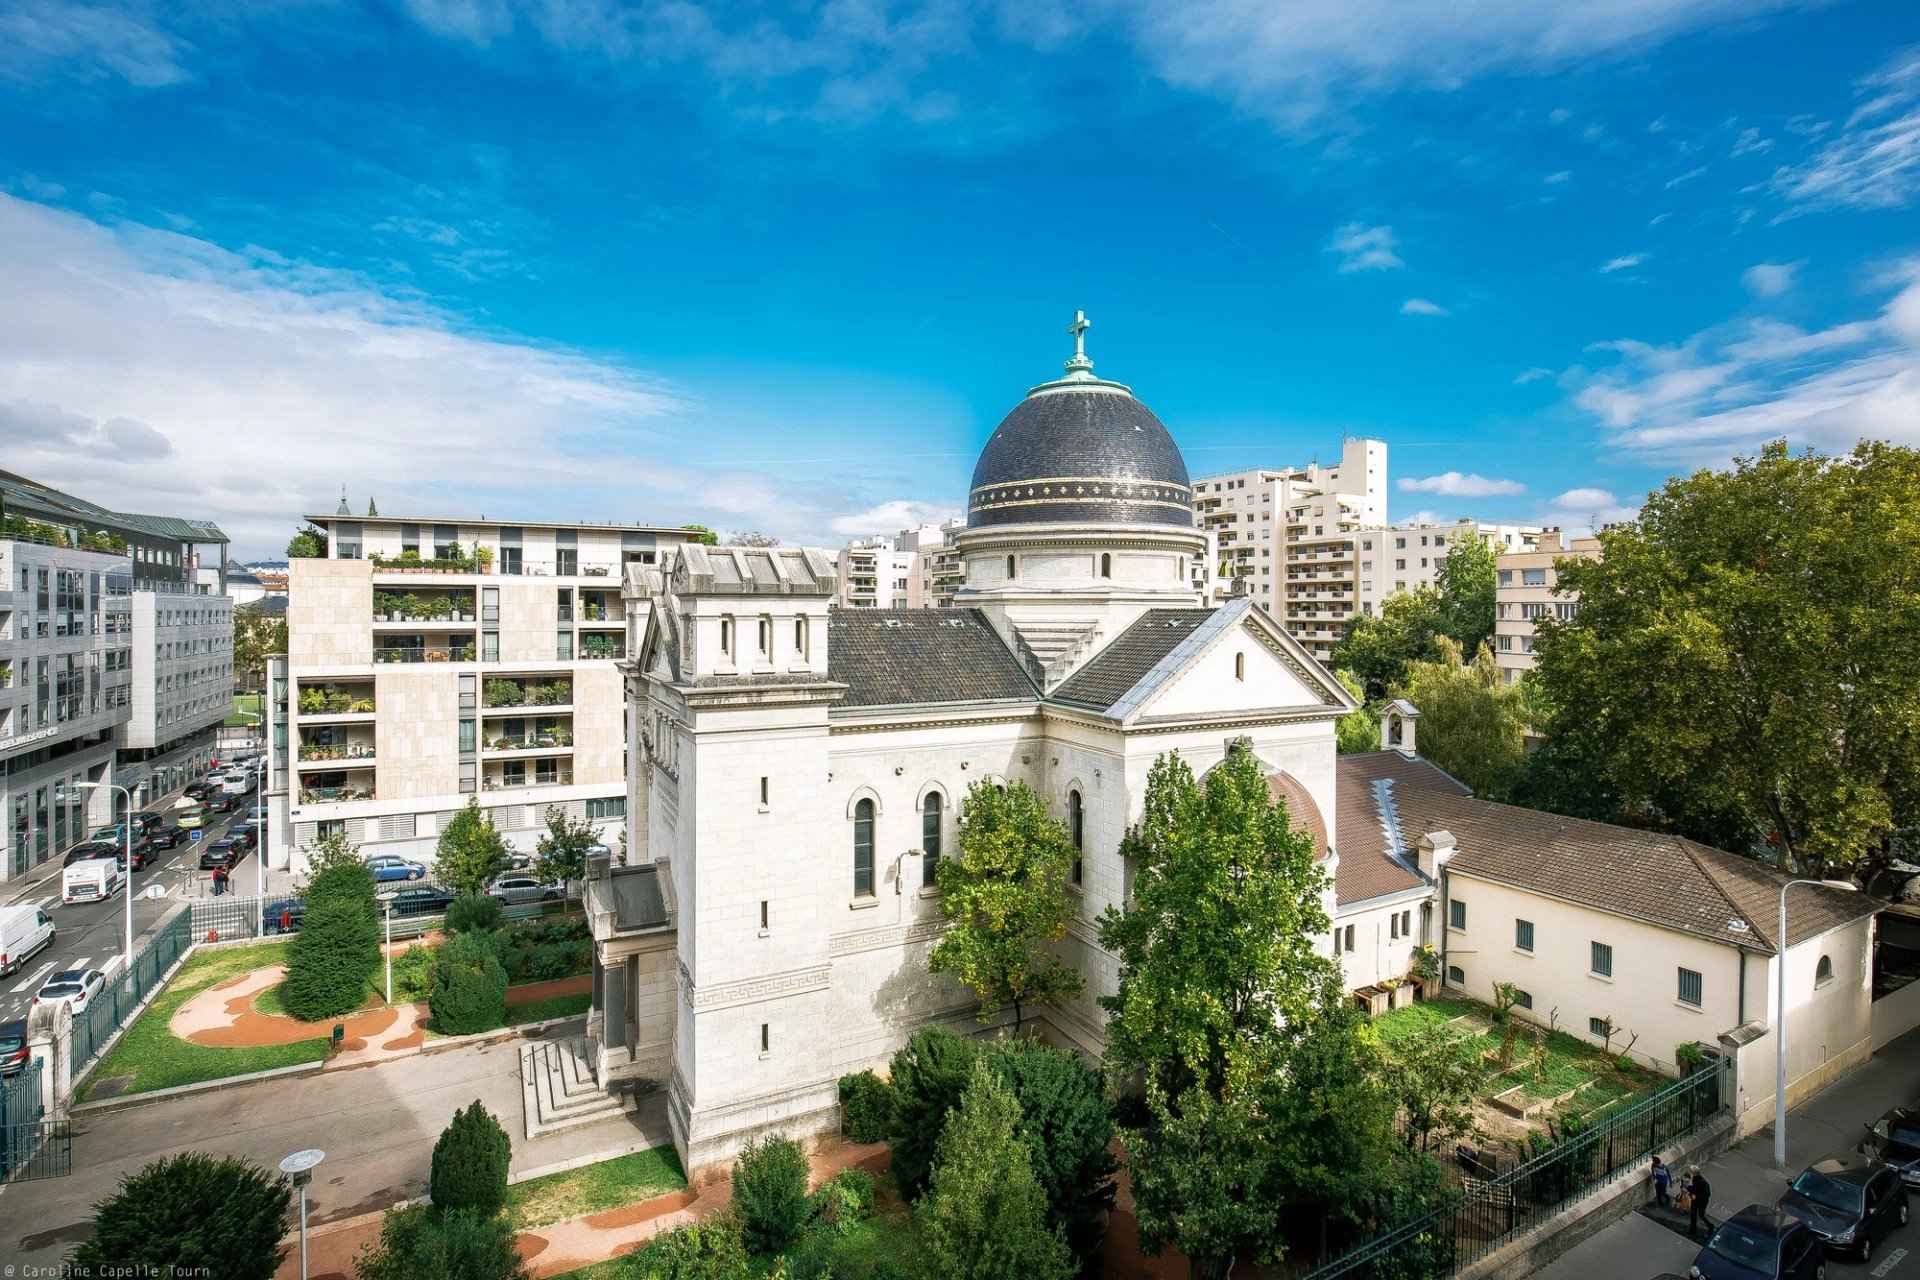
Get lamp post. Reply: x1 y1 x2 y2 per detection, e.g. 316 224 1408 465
376 890 397 1003
68 781 134 965
279 1148 326 1280
255 780 268 938
1775 877 1858 1168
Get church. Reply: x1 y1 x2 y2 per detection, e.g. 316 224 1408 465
583 315 1448 1172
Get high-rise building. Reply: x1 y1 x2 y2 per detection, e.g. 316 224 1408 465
267 513 698 875
1358 520 1546 619
1493 528 1603 685
835 536 920 609
894 519 965 608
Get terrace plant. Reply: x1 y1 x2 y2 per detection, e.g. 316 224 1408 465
484 679 523 708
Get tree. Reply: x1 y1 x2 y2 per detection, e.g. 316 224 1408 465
1381 1022 1486 1154
436 797 507 898
286 525 326 558
1331 588 1445 702
679 523 719 546
929 780 1083 1031
430 1101 511 1216
990 1038 1120 1266
1434 536 1498 663
1099 743 1336 1100
232 604 287 695
726 530 781 547
285 840 380 1020
731 1134 810 1254
428 931 509 1034
1532 441 1920 880
917 1060 1074 1280
886 1027 981 1199
303 828 369 889
1397 636 1528 799
72 1152 291 1279
533 805 601 887
355 1206 525 1280
1333 669 1380 754
631 1213 751 1280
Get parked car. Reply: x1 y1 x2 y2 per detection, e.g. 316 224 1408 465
365 855 427 883
0 905 55 978
133 811 165 835
486 874 560 905
148 824 188 851
265 898 305 934
1689 1204 1826 1279
199 837 240 870
32 967 106 1017
385 883 457 916
183 781 213 800
209 792 241 814
1860 1107 1920 1189
0 1018 28 1075
226 826 257 854
1778 1154 1909 1260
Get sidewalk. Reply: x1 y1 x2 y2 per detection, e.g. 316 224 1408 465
2 774 212 907
1536 1025 1920 1279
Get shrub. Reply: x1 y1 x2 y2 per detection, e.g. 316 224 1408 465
989 1039 1119 1265
496 937 590 983
429 932 508 1035
391 945 435 1003
886 1027 981 1198
1675 1040 1707 1074
354 1205 526 1280
633 1212 750 1280
283 893 380 1020
430 1101 511 1217
445 893 503 935
731 1133 810 1255
483 679 524 708
71 1151 291 1278
838 1070 895 1143
807 1167 876 1235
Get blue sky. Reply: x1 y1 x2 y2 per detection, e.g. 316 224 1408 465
2 1 1918 556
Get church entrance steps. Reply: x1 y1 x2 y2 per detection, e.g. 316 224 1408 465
521 1036 637 1139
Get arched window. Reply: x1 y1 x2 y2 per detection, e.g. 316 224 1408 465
1234 652 1245 681
1815 954 1834 988
1099 553 1112 579
853 798 875 898
719 617 733 656
922 793 943 888
794 615 809 661
1068 790 1084 885
1006 554 1016 579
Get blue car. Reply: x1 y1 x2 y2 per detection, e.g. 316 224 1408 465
364 855 426 882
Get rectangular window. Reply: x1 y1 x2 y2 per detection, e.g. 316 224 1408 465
557 589 573 621
556 630 573 660
1522 567 1547 586
482 587 500 623
759 776 769 806
1390 913 1400 940
434 524 460 559
1515 919 1534 952
1588 1016 1609 1038
586 797 625 819
760 900 769 931
556 547 578 575
1677 967 1703 1007
482 630 499 662
1590 941 1613 977
401 524 420 554
1446 964 1464 985
1514 989 1533 1010
760 1023 770 1053
1343 924 1355 950
1449 898 1466 929
1400 910 1411 936
1331 929 1342 954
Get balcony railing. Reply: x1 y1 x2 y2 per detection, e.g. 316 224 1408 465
484 733 573 750
482 679 572 708
299 784 375 803
374 645 476 664
579 642 626 660
482 770 573 791
298 744 375 762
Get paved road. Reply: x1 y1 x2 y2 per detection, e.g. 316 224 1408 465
0 785 274 1022
1539 1025 1920 1280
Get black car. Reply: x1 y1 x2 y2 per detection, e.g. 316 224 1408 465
1861 1106 1920 1190
133 811 165 835
1690 1205 1826 1279
209 792 241 814
0 1018 28 1075
63 841 121 867
183 781 213 800
148 824 187 850
386 882 457 916
198 837 240 869
1778 1154 1908 1260
225 826 257 854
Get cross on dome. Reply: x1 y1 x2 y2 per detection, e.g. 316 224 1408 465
1063 308 1095 379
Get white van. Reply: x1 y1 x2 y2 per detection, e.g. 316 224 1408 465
217 770 250 796
0 904 55 977
62 856 124 905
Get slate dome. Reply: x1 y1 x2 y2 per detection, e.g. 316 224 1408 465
967 314 1194 529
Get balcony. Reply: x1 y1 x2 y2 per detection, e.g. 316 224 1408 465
483 677 573 709
299 783 377 804
297 683 375 719
298 741 375 764
482 768 574 792
374 644 476 664
578 639 626 661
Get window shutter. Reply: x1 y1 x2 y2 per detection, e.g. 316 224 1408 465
604 961 627 1050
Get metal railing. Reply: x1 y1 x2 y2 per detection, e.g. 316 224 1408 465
1299 1060 1728 1279
483 771 574 791
69 909 193 1079
373 646 475 664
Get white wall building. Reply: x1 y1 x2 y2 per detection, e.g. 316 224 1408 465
835 537 920 609
1494 528 1603 685
1358 519 1546 620
116 588 234 806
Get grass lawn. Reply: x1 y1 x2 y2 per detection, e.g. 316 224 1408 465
78 941 329 1101
224 693 262 727
507 992 591 1026
1370 995 1482 1046
504 1145 686 1232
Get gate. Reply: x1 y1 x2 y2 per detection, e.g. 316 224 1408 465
0 1059 69 1182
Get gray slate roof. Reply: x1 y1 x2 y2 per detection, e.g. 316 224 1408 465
1049 608 1215 711
0 470 228 542
829 609 1039 709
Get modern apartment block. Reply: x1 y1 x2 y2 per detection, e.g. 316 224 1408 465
835 537 920 609
121 588 236 800
1359 520 1546 618
267 513 698 874
893 519 965 608
1493 528 1603 685
1194 439 1388 643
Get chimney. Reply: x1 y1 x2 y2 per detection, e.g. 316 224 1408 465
1417 830 1456 881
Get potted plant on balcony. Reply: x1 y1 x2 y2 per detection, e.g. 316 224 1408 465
474 544 493 574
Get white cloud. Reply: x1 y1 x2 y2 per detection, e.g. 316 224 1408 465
1648 211 1672 226
0 1 189 86
1665 165 1708 188
827 500 960 538
1400 297 1449 316
1544 169 1572 184
1539 487 1639 533
1729 126 1773 157
1740 260 1801 297
12 173 66 200
1769 45 1920 212
1514 367 1555 384
1399 471 1526 497
1328 223 1404 272
1648 116 1668 134
1600 253 1648 273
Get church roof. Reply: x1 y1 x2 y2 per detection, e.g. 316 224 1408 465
829 608 1039 709
1269 771 1330 862
1333 752 1471 905
1048 608 1216 712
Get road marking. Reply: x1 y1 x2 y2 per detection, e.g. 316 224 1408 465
68 955 89 973
9 961 55 994
1874 1247 1908 1277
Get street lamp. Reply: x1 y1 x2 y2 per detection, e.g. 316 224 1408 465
255 780 268 938
1775 877 1858 1168
279 1148 326 1280
67 781 134 966
376 890 398 1003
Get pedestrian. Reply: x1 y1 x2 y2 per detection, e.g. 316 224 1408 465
212 865 226 897
1650 1155 1671 1208
1687 1167 1712 1238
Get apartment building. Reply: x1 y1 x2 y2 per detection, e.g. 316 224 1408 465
893 519 965 608
1359 520 1546 618
120 588 235 802
835 537 920 609
1493 528 1603 685
267 513 697 874
1194 438 1388 654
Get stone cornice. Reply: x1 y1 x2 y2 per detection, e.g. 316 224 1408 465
828 706 1039 735
686 964 832 1011
830 917 949 957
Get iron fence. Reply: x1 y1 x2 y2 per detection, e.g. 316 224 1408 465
69 909 192 1076
2 1061 68 1184
1301 1058 1729 1280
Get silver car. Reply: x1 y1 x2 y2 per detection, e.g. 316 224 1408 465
485 874 560 905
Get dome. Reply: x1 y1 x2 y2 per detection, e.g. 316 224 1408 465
967 313 1193 529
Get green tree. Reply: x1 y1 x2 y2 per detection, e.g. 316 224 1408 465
918 1060 1074 1280
72 1152 291 1279
428 932 509 1034
286 525 326 558
1381 1022 1486 1154
303 828 371 892
533 805 601 887
1331 588 1445 702
436 797 508 898
285 839 380 1020
990 1039 1119 1266
886 1027 981 1199
1333 669 1381 754
1397 636 1528 798
232 604 287 694
430 1101 511 1216
1099 743 1335 1100
679 523 720 546
355 1206 526 1280
731 1134 810 1254
929 780 1083 1031
630 1213 751 1280
1434 536 1498 662
1533 441 1920 880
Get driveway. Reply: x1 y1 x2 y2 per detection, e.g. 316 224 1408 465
0 1035 668 1273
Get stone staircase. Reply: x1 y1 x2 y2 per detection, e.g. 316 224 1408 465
1011 621 1102 689
520 1036 638 1139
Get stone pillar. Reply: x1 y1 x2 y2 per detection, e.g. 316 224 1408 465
26 1000 72 1118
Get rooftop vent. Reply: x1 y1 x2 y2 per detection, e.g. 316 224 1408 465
1727 919 1750 933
